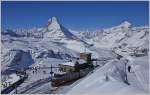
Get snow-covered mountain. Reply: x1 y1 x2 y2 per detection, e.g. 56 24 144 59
42 17 78 40
1 17 149 94
67 21 149 94
2 17 78 40
1 17 79 73
75 21 149 51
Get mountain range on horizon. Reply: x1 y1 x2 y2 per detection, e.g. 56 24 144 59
2 16 148 33
2 16 148 39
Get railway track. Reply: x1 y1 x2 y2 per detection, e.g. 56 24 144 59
18 77 51 94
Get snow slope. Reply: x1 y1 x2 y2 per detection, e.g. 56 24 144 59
67 58 148 94
67 21 149 94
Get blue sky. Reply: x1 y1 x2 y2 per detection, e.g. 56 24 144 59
1 1 149 31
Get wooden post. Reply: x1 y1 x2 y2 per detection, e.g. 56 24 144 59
15 84 17 94
124 62 130 85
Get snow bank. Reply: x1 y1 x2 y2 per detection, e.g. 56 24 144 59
67 59 146 94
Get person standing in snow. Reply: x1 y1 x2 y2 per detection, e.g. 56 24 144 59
32 70 34 74
105 73 109 81
43 70 46 74
35 67 37 73
128 66 131 73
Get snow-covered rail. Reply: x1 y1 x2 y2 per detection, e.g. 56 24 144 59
18 77 51 94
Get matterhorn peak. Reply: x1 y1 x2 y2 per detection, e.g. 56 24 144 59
44 17 77 40
48 16 58 24
47 16 61 31
119 21 132 28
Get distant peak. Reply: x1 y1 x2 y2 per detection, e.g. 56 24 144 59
47 16 60 31
120 21 132 28
48 16 58 23
121 21 131 25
